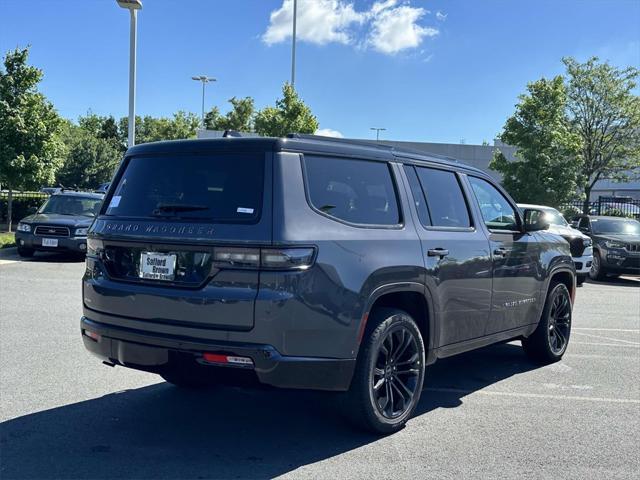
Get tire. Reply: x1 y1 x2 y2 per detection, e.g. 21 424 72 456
589 251 606 281
160 364 220 389
17 247 34 258
576 274 586 286
522 282 572 364
347 308 426 434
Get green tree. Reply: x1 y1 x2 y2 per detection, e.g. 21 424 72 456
490 76 581 206
563 57 640 213
56 121 122 189
0 47 64 231
254 83 318 137
119 111 200 146
204 96 255 132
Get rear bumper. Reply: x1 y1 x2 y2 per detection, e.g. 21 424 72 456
81 316 356 391
15 232 87 253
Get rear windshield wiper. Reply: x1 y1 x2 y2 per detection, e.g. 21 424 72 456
152 203 210 217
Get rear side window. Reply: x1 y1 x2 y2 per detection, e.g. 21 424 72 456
303 156 400 226
105 154 264 223
414 166 471 228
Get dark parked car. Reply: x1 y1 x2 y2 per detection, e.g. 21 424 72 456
571 215 640 280
81 135 576 433
518 204 592 286
15 191 104 257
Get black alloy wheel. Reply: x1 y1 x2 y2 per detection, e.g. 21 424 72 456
372 326 421 419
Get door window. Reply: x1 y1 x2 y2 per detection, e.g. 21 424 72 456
468 177 519 231
414 166 471 228
303 156 400 226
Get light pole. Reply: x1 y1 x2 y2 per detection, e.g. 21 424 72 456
291 0 297 87
192 75 216 128
370 127 386 142
116 0 142 147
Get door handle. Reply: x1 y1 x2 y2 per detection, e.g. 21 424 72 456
427 248 449 257
493 247 510 257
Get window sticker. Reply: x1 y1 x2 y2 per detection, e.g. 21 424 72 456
109 196 121 208
237 207 254 214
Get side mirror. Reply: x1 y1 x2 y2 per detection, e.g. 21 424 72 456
523 208 550 232
28 206 38 214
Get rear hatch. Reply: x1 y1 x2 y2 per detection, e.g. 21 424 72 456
84 150 272 331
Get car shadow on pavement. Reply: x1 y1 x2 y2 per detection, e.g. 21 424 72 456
585 276 640 288
0 248 83 263
0 343 537 479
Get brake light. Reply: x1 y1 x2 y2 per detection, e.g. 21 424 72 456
86 238 104 257
212 247 315 270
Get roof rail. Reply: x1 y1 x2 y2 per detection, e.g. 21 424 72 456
286 133 394 151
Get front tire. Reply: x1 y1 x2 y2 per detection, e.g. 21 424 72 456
347 308 425 434
576 274 586 286
589 251 606 281
522 282 572 364
17 247 34 258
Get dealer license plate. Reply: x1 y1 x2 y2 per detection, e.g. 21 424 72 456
42 238 58 247
139 252 177 281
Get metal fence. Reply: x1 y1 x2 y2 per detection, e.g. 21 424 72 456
559 198 640 219
0 192 49 225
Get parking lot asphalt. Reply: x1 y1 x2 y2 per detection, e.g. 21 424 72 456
1 248 639 480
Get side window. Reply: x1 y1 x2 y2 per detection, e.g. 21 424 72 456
403 165 431 226
303 156 400 226
468 177 519 231
578 217 590 231
415 167 471 228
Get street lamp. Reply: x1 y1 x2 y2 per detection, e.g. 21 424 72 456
192 75 216 128
370 127 386 142
291 0 297 87
116 0 142 147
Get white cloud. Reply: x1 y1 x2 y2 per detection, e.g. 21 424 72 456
262 0 364 46
369 5 438 55
315 128 344 138
262 0 438 56
436 11 447 21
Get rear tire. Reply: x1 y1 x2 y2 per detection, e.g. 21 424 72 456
522 282 572 364
347 308 425 434
17 247 34 258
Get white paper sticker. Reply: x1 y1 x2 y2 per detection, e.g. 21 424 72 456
237 207 254 214
109 196 121 208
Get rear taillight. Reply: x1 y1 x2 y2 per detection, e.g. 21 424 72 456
213 246 315 270
86 237 104 257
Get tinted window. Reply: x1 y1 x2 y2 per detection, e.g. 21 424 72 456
591 218 640 234
415 167 470 228
403 165 431 226
39 196 103 217
468 177 519 230
304 156 400 225
105 154 264 223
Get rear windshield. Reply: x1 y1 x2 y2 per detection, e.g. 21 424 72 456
105 154 264 223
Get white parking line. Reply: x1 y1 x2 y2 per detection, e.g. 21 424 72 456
571 341 640 348
426 387 640 404
573 328 640 333
573 332 640 346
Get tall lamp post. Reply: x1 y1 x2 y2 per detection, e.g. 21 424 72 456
370 127 386 142
116 0 142 147
192 75 216 128
291 0 297 87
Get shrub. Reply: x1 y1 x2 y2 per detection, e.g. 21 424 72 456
0 193 48 225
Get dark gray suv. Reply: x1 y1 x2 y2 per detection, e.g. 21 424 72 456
81 135 576 433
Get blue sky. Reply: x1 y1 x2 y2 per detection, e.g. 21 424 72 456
1 0 639 144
